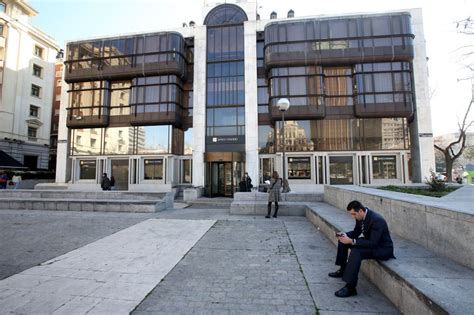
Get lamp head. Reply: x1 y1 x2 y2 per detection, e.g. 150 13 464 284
277 98 290 112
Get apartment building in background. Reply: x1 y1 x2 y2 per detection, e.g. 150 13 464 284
56 0 435 195
0 0 60 170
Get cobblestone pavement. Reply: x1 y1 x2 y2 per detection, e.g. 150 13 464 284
0 210 155 280
133 219 316 314
1 206 397 314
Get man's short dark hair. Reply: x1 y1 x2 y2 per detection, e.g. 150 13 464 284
346 200 366 212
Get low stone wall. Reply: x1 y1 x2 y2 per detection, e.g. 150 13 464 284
324 185 474 269
233 192 323 202
183 187 204 201
0 190 175 212
230 192 324 216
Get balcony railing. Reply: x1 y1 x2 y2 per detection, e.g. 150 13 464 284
66 106 109 128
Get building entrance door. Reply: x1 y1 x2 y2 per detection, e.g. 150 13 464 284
211 162 233 197
204 152 244 197
207 162 233 197
111 159 129 190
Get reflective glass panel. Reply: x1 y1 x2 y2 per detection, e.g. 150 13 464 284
144 159 163 180
104 127 135 155
258 125 275 154
287 156 311 179
71 129 102 155
372 155 397 179
79 160 96 180
184 128 193 155
136 125 171 154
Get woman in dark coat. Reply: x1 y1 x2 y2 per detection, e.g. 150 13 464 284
240 172 253 192
101 173 111 191
266 171 282 218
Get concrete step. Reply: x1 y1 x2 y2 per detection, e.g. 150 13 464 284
0 197 167 213
306 202 474 315
230 192 323 216
0 190 168 201
233 191 324 202
187 197 233 208
230 201 306 216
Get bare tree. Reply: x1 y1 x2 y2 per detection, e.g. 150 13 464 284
456 17 474 75
433 18 474 182
434 96 473 182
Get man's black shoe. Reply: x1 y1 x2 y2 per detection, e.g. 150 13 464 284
335 286 357 298
328 269 344 278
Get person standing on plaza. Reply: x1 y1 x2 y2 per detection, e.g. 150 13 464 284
265 171 282 218
240 172 253 192
328 200 395 297
101 173 111 191
0 173 8 189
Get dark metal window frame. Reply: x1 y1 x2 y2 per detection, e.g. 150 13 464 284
355 62 412 105
65 33 189 72
34 45 43 59
27 126 37 138
29 105 39 117
31 84 41 97
33 64 42 78
67 81 108 119
264 14 413 50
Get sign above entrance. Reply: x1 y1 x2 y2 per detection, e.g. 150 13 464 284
206 136 244 144
206 136 245 152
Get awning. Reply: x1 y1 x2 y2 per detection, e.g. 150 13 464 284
0 150 27 169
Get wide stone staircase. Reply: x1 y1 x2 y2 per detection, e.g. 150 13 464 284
0 190 174 213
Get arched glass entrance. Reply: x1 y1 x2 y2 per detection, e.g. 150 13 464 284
204 4 247 197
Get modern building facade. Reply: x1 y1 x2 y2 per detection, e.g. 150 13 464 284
0 0 60 170
48 59 64 171
56 1 435 195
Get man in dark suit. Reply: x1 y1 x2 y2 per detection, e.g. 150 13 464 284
328 200 395 297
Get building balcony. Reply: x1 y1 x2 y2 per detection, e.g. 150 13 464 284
129 103 182 127
264 38 414 70
264 14 415 70
65 32 189 83
64 55 187 83
354 101 414 118
270 104 325 121
66 106 109 129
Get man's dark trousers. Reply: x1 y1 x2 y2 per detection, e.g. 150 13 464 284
336 242 393 287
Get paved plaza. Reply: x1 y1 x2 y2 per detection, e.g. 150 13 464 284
0 206 397 314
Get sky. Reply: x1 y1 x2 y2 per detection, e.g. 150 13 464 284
28 0 474 136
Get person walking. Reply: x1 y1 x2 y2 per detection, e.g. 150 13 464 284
265 171 282 218
101 173 111 191
328 200 395 297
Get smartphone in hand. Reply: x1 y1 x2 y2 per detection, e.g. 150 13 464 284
336 232 344 237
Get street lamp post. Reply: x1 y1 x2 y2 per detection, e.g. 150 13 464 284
277 98 290 181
